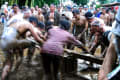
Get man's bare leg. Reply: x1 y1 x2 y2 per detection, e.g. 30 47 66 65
27 47 35 63
98 42 117 80
14 49 24 71
1 61 11 80
1 53 14 80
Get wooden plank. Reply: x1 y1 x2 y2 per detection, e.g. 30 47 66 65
64 49 103 64
63 73 89 80
101 2 120 7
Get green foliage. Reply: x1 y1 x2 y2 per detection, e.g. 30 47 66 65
71 0 88 5
98 0 109 4
44 0 59 5
0 0 59 8
25 0 28 6
96 4 101 8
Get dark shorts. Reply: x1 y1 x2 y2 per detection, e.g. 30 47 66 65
102 31 111 46
41 53 61 74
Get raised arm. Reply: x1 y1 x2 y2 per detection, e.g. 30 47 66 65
88 32 100 55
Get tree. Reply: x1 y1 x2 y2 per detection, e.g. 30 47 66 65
44 0 59 5
71 0 88 5
0 0 59 8
98 0 110 4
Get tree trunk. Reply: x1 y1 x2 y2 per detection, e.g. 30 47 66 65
25 0 28 6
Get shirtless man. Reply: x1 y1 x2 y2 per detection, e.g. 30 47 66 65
23 9 32 20
25 16 45 63
100 8 110 25
89 21 112 57
79 6 85 16
0 15 44 80
15 16 45 70
9 4 21 19
35 8 44 22
107 9 115 26
84 12 107 55
85 12 105 39
30 7 36 16
72 9 88 45
85 12 105 27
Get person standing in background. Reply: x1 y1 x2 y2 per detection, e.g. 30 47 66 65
45 4 60 26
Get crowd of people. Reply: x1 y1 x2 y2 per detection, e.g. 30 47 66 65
0 1 120 80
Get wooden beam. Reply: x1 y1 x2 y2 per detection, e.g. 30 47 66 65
63 73 89 80
101 2 120 7
64 49 103 64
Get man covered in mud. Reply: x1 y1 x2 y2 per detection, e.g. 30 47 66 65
25 16 45 63
0 14 44 80
72 9 88 45
85 11 105 30
88 21 112 57
85 12 106 46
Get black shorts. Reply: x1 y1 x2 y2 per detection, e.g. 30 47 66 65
102 31 111 46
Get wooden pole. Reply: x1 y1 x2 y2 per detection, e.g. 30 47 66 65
64 49 103 64
101 2 120 7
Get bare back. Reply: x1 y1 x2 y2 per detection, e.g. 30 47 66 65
75 15 86 35
100 14 109 25
10 20 34 35
35 14 44 22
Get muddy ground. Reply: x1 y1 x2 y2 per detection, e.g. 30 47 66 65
0 51 99 80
